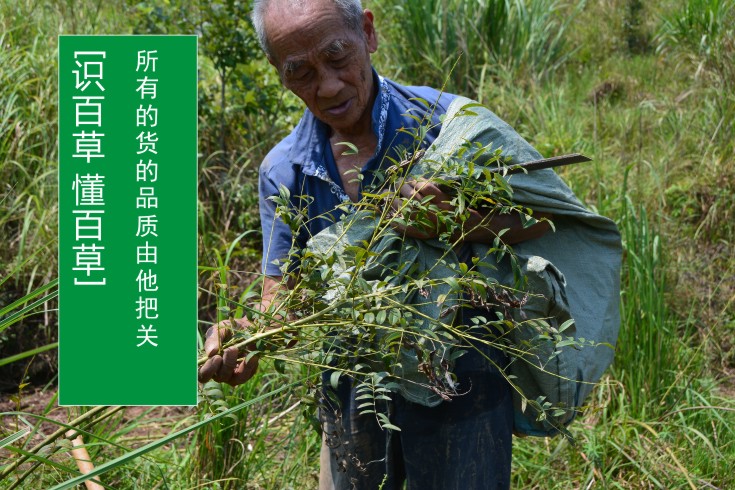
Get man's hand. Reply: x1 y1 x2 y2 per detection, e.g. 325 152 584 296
198 318 259 386
198 276 286 386
392 177 552 244
392 179 454 239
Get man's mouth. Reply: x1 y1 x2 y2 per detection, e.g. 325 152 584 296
324 98 352 116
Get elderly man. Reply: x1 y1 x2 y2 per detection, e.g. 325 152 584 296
199 0 554 488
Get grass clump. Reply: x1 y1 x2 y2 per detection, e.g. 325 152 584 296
373 0 580 97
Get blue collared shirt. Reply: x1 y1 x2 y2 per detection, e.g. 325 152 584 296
259 72 457 276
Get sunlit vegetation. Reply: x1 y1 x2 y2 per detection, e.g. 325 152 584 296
2 0 734 488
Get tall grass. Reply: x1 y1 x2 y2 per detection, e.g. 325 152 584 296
373 0 580 96
512 196 735 488
0 25 60 391
657 0 735 154
657 0 734 57
0 33 58 279
614 194 674 416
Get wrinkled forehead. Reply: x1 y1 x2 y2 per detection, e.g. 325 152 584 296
264 2 362 65
281 37 356 73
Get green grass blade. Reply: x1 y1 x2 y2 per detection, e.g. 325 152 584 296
0 278 58 317
3 444 80 477
0 428 31 450
0 342 58 367
0 289 58 334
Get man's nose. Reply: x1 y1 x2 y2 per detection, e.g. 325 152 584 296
316 67 344 99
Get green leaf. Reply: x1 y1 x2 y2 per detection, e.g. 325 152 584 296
444 277 461 290
558 319 575 333
408 96 430 108
376 412 402 431
330 371 342 390
556 339 577 348
376 310 387 325
388 309 401 325
335 141 359 155
274 358 286 374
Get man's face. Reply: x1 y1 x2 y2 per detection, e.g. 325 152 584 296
264 0 378 138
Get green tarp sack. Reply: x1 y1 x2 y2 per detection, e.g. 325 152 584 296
307 96 622 437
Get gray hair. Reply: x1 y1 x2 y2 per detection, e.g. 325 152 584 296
251 0 364 60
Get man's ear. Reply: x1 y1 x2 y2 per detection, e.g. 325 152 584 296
362 9 378 53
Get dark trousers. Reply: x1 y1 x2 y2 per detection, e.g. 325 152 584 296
319 334 513 490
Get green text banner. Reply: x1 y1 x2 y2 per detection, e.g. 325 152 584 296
59 36 197 405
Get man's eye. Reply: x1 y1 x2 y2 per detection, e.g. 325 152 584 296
290 70 311 82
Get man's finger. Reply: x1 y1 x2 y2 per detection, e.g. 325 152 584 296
408 178 431 193
204 324 234 357
221 346 239 370
229 355 259 386
399 182 422 201
406 178 441 195
211 347 238 383
199 355 222 383
400 180 453 209
410 180 454 208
